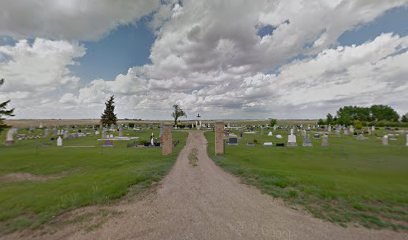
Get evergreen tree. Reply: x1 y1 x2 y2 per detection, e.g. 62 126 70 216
100 95 117 127
0 79 15 133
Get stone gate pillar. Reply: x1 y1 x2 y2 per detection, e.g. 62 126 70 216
162 124 173 155
215 121 224 155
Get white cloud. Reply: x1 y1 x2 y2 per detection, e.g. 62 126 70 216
1 0 408 119
0 0 160 40
0 38 85 118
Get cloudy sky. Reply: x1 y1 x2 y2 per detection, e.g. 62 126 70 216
0 0 408 120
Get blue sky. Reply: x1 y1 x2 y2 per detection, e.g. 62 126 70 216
1 1 408 119
338 6 408 45
71 20 155 82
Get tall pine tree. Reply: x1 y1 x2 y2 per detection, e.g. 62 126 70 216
0 79 15 133
100 95 117 127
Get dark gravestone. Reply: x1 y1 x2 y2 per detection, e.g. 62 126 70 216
276 143 285 147
228 137 238 145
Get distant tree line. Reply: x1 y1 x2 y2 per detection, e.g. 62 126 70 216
318 105 408 127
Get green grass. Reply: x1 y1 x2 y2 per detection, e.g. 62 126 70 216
0 128 187 234
205 129 408 230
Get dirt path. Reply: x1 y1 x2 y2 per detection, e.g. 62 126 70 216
4 131 406 240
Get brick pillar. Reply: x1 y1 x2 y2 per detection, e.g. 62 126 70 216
162 124 173 155
215 121 224 155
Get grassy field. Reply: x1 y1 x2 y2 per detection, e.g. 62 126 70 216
0 128 187 234
205 128 408 230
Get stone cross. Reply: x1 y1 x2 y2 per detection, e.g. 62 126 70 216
215 122 224 155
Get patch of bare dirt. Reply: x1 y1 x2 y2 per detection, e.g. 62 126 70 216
0 173 60 183
2 131 407 240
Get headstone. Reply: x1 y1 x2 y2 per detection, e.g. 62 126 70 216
335 128 340 136
356 134 367 141
150 133 155 146
119 126 123 137
276 134 282 139
57 136 63 147
406 134 408 147
344 129 349 135
267 131 273 136
313 133 320 139
302 135 312 147
382 135 388 146
263 142 273 146
44 128 49 137
349 126 354 134
321 135 329 146
328 125 332 132
5 128 17 145
228 137 238 145
287 134 297 147
63 130 69 139
371 126 375 132
273 125 277 131
290 129 294 135
215 122 224 155
102 140 113 147
162 124 173 155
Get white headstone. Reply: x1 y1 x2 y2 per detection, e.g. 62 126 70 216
290 129 294 135
267 131 273 136
371 126 375 132
6 128 17 145
382 135 388 146
328 125 332 132
263 142 273 146
287 134 297 147
349 126 354 134
57 136 63 147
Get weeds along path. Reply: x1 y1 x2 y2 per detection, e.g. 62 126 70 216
4 131 406 240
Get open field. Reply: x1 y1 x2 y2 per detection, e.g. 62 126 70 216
0 128 187 234
205 128 408 230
